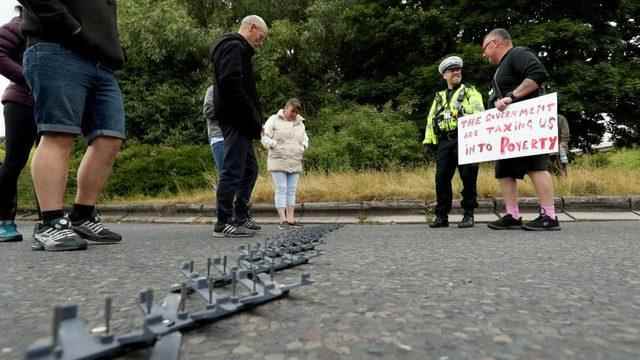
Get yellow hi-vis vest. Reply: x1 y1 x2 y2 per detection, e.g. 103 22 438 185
422 84 485 145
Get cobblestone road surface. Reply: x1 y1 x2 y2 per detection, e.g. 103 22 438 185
1 222 639 359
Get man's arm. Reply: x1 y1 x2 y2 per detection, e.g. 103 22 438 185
423 96 439 145
465 87 485 114
203 86 214 120
495 49 548 111
215 43 259 126
0 21 26 86
495 78 540 111
18 1 81 36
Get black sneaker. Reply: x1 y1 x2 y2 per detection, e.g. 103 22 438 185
32 217 87 251
237 217 262 231
72 211 122 244
287 221 304 228
487 214 523 230
213 223 255 238
522 214 561 231
429 216 449 228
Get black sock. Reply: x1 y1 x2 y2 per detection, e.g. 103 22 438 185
42 210 65 224
70 204 95 222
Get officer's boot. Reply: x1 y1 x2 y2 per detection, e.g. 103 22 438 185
429 215 449 228
458 210 475 228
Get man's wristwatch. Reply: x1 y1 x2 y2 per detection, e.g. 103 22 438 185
505 92 517 102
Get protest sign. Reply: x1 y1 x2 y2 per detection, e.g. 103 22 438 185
457 93 558 165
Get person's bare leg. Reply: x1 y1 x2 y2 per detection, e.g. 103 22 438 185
500 177 518 216
31 134 75 211
528 170 555 215
528 170 554 205
276 208 286 223
286 206 295 223
75 137 122 205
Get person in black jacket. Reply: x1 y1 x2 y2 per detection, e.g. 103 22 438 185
482 28 560 231
210 15 268 238
0 5 37 243
19 0 126 251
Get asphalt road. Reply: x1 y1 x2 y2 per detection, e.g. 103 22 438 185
1 222 639 360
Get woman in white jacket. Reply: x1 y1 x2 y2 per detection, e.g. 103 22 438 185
261 99 309 229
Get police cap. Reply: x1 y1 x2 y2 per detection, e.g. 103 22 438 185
438 56 463 75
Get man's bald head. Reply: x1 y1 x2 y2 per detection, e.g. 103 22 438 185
239 15 269 48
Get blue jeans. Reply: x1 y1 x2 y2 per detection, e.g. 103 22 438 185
271 171 300 208
23 42 126 143
216 126 257 224
209 137 224 173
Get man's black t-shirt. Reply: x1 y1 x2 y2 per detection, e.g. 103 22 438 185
490 47 548 108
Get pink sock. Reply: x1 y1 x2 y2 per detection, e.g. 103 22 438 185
506 203 520 219
541 204 556 218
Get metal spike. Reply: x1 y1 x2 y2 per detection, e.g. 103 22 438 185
208 279 214 305
223 256 227 274
145 289 154 314
207 258 212 279
252 264 257 294
51 305 64 349
105 297 112 335
189 260 194 273
231 268 238 298
179 283 187 313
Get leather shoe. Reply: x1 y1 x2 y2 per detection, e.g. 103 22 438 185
458 213 474 228
429 216 449 228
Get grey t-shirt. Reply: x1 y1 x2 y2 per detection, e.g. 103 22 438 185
203 86 223 139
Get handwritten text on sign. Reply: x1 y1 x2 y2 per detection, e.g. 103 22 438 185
457 93 558 165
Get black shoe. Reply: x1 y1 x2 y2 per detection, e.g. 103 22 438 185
522 214 561 231
429 216 449 228
32 217 87 251
213 223 255 238
237 217 262 231
458 213 475 228
488 214 523 230
287 221 304 228
72 211 122 244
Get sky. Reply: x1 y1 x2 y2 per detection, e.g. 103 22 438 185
0 0 20 137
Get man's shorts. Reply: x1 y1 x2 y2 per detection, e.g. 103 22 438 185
495 154 550 179
23 42 125 144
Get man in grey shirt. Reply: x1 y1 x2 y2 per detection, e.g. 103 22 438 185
203 85 224 172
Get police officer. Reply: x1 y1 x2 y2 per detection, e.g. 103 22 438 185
423 56 485 228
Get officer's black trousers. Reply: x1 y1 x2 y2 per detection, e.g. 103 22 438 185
435 137 479 217
216 125 258 225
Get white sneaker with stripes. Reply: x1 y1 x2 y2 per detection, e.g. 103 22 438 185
32 217 87 251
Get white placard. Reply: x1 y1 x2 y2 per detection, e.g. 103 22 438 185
457 93 558 165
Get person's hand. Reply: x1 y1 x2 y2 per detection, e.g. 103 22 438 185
423 144 436 159
494 96 513 111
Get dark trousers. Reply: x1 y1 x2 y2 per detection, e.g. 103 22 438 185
435 137 479 217
216 125 258 225
0 102 38 220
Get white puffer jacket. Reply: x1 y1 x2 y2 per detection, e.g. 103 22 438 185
261 109 309 173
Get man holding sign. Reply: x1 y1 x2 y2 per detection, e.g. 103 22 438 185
481 28 560 231
423 56 484 228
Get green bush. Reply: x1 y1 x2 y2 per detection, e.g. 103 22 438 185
573 152 611 168
304 104 423 170
105 144 214 197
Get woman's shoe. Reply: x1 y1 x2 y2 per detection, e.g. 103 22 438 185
287 221 304 228
0 220 23 242
278 222 290 230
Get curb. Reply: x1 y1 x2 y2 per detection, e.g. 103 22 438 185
16 196 640 224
